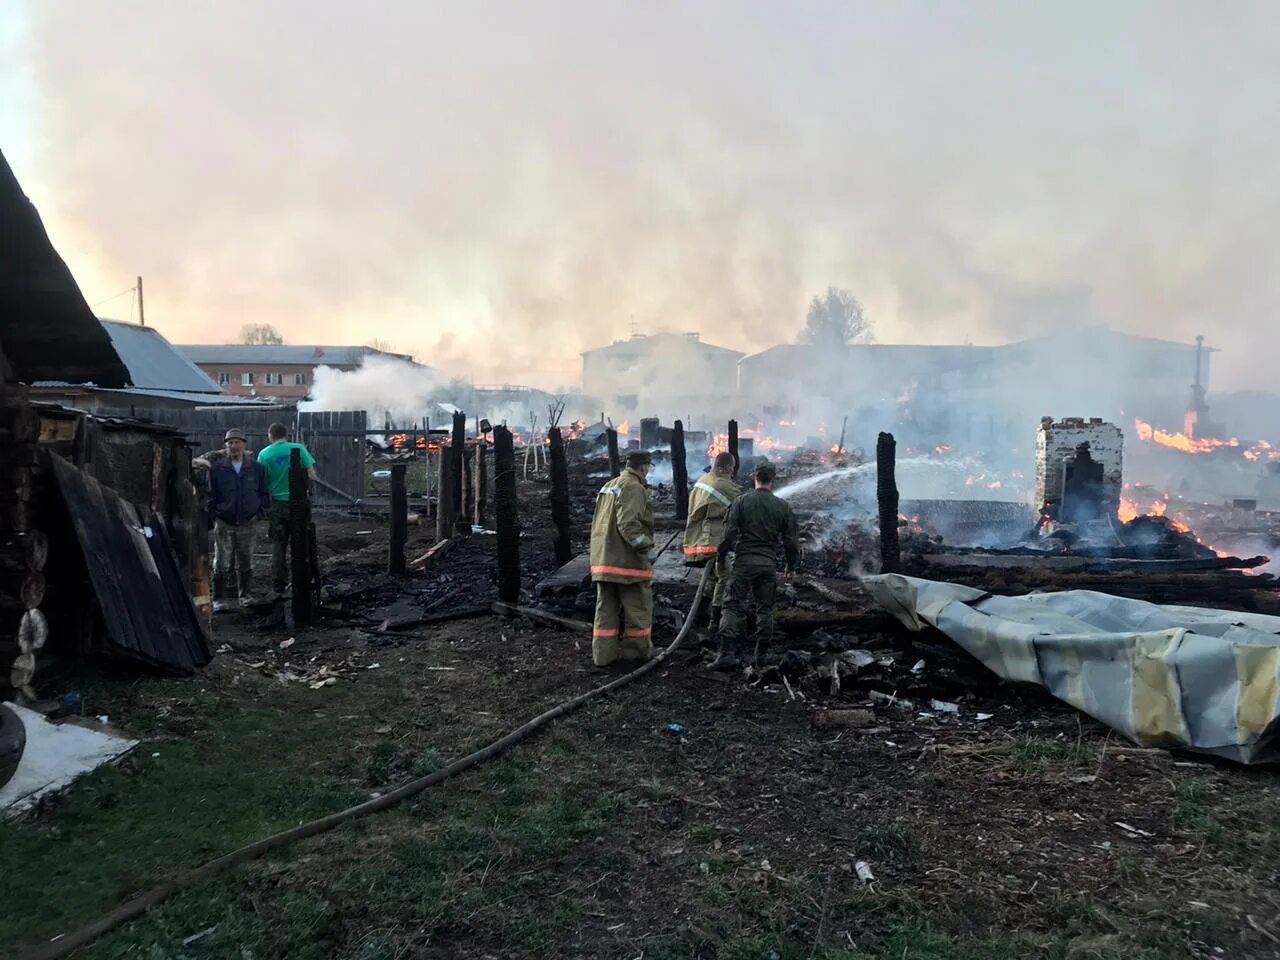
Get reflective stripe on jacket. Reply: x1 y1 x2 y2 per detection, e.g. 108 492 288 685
589 467 654 583
683 472 739 563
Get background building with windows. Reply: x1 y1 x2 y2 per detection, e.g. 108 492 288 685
177 343 413 399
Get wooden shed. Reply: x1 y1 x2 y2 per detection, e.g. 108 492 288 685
1 148 210 699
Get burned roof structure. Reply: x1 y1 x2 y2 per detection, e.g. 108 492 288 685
0 149 129 389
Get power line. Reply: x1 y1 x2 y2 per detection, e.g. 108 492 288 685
90 285 136 310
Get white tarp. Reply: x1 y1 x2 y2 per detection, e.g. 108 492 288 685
862 575 1280 764
1 702 138 816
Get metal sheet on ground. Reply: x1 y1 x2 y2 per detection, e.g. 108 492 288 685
0 702 137 817
863 573 1280 764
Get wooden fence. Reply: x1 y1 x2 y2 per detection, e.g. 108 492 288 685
94 407 368 505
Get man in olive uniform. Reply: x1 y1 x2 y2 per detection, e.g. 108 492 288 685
683 452 740 631
589 449 655 666
710 460 801 671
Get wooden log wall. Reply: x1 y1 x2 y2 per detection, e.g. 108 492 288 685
1 400 212 697
0 403 48 698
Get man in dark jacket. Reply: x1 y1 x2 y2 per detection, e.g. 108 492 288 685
710 460 800 671
208 428 270 611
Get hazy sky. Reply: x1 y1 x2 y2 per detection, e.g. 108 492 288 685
3 1 1278 389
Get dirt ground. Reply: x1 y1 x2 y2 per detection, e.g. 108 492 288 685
3 463 1280 959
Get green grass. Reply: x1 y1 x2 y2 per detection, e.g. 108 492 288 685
0 672 1229 960
637 886 1192 960
1007 735 1090 774
1172 781 1223 844
0 677 371 953
858 821 912 862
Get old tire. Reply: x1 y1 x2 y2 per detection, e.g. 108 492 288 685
0 703 25 790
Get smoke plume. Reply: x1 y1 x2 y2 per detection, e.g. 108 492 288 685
8 0 1280 390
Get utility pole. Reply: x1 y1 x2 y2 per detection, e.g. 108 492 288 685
136 276 145 326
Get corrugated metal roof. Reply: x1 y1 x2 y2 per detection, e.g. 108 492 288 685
29 384 273 406
98 320 224 393
176 344 413 365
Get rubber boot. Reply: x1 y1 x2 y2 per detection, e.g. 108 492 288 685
708 635 740 672
752 638 770 670
695 595 712 628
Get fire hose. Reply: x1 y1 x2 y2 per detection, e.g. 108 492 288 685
15 564 711 960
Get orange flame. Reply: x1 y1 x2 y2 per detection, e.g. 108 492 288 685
1133 418 1239 454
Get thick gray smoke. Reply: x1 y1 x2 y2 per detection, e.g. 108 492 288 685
303 356 444 426
9 1 1280 391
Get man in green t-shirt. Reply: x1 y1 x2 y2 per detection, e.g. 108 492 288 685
256 422 318 595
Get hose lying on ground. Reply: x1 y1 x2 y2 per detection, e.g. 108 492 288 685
15 565 711 960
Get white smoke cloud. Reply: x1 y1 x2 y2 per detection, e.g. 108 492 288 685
302 356 443 426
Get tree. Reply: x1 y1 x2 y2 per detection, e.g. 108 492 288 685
798 286 874 347
241 323 283 345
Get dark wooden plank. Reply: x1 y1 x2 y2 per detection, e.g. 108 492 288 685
47 453 210 673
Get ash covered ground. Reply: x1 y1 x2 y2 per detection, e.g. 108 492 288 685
4 454 1280 959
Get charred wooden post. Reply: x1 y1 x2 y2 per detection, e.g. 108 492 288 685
548 426 572 565
308 520 321 600
728 419 740 476
475 442 488 526
289 447 314 622
672 419 689 521
494 426 521 602
640 417 660 450
876 431 901 574
424 447 434 514
462 446 475 529
606 428 621 477
451 411 466 520
389 463 407 575
436 447 457 542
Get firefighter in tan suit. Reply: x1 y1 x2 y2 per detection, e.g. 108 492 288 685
683 452 740 630
589 449 655 666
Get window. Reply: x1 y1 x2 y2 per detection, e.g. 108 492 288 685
218 372 230 386
241 372 254 386
294 372 307 386
264 372 283 386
